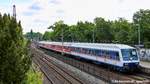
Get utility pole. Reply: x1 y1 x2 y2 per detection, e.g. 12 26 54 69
37 24 41 41
92 27 95 43
30 29 33 41
61 25 64 55
135 23 141 48
138 24 140 46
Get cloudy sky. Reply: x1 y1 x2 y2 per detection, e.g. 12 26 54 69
0 0 150 33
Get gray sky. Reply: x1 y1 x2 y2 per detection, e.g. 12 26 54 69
0 0 150 33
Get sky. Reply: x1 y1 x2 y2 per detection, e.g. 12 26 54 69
0 0 150 34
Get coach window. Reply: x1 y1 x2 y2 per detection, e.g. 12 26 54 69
91 49 94 55
83 48 85 53
103 50 106 58
91 49 93 55
86 49 89 54
89 49 91 55
100 50 102 56
94 50 97 56
98 50 101 56
102 50 105 57
111 51 115 59
82 48 86 54
116 52 120 61
79 48 81 53
70 47 72 50
73 47 75 51
83 48 85 54
88 49 90 55
80 48 82 53
84 48 87 54
98 50 102 57
95 50 98 56
75 48 77 52
93 49 96 56
75 47 77 52
77 48 79 52
106 51 109 59
88 49 90 54
75 47 77 51
100 50 103 57
72 47 73 50
71 47 73 51
88 49 91 54
109 51 112 59
87 49 90 54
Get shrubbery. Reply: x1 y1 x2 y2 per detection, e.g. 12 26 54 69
0 13 31 84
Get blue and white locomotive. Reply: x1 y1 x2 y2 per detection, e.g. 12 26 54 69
38 41 140 71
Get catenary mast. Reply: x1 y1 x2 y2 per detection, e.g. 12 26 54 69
12 0 16 19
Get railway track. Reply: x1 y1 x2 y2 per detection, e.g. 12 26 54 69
33 58 55 84
39 47 150 84
31 46 85 84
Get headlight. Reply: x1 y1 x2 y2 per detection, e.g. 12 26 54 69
135 62 139 65
124 63 128 66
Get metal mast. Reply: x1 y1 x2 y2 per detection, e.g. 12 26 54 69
61 25 64 55
13 4 16 19
138 24 140 46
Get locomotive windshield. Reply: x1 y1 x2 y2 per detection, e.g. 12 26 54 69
121 49 138 61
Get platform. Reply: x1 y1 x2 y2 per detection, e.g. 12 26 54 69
139 61 150 74
140 61 150 69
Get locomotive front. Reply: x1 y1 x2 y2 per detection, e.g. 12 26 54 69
121 48 140 70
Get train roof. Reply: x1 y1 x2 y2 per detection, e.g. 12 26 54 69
39 41 135 50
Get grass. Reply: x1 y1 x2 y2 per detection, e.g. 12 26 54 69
22 68 43 84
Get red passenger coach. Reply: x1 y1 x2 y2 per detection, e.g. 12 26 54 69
39 42 71 53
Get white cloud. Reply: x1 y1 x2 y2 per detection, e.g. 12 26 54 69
0 0 150 33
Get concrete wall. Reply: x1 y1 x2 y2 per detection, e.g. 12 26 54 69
139 49 150 61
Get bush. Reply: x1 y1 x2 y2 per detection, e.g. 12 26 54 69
22 68 42 84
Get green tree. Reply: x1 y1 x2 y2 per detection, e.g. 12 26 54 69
42 31 53 40
74 21 94 42
48 20 70 41
94 17 113 43
133 9 150 44
24 30 43 41
44 9 150 46
111 18 132 44
0 13 31 84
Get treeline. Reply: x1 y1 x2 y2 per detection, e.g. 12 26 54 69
25 9 150 47
25 29 43 41
0 13 31 84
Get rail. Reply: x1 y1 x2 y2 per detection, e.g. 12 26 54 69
31 46 85 84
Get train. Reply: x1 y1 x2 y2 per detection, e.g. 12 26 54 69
38 41 140 71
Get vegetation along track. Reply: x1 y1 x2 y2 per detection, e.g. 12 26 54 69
31 46 85 84
39 47 150 84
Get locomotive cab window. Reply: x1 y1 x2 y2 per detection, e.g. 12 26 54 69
121 49 138 61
